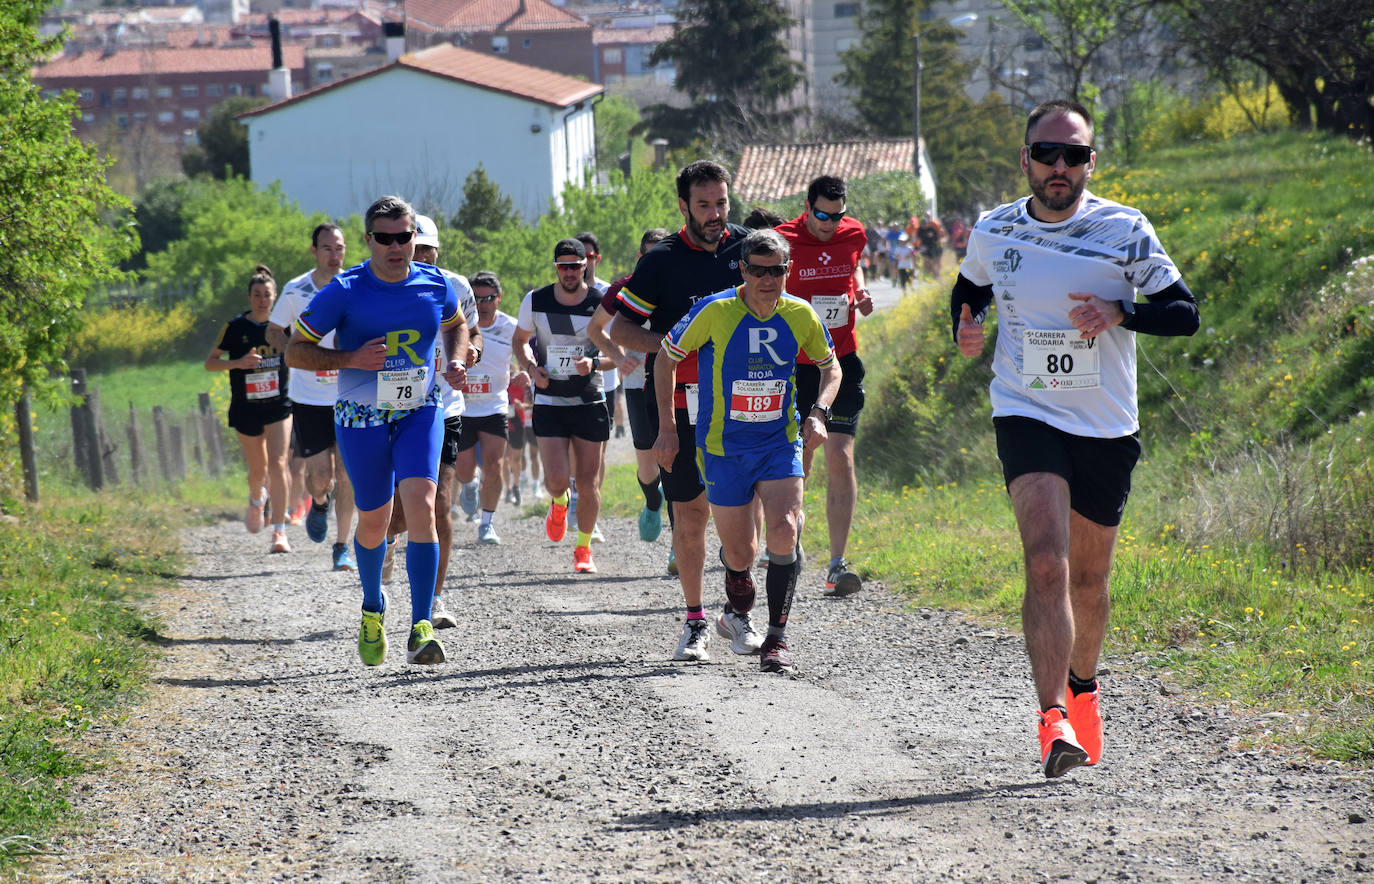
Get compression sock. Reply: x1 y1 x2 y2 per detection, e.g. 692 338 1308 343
480 509 494 528
765 549 800 637
354 538 386 614
577 530 593 548
638 478 662 511
1069 671 1099 695
405 540 440 626
686 604 705 621
552 490 570 506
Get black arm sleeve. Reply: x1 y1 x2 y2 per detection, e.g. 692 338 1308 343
1122 279 1201 337
950 273 995 344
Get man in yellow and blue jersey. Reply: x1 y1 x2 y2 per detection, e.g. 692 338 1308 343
655 228 841 673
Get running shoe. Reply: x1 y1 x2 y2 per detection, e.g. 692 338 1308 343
458 480 479 517
723 566 757 614
591 523 605 543
666 548 678 575
759 635 797 674
305 494 330 543
511 485 522 506
431 595 458 630
245 498 264 534
332 542 356 572
673 619 710 661
638 504 662 542
287 499 306 526
477 522 501 545
824 559 863 597
269 529 291 554
573 545 597 573
1037 707 1090 778
406 619 446 665
1066 684 1103 765
381 536 398 583
716 610 764 655
545 500 568 542
358 598 387 666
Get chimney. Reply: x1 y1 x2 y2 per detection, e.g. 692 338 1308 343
652 138 668 170
383 21 405 63
267 18 292 101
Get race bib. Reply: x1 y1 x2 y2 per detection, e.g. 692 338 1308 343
377 365 429 410
463 371 497 402
1021 329 1101 391
312 369 338 386
545 344 583 379
729 379 785 423
810 294 849 329
244 370 279 400
683 383 699 426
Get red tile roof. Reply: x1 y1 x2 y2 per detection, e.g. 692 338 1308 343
592 24 673 46
407 0 589 33
734 138 918 202
240 43 601 116
33 44 306 79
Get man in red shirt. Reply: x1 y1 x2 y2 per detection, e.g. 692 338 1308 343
775 175 873 596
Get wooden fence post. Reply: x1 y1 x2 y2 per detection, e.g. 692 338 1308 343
152 405 171 482
93 391 119 486
198 392 224 476
70 370 103 489
126 403 145 485
168 423 187 481
16 386 38 502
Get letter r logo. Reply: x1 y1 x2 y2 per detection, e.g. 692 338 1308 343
387 329 422 365
748 326 785 366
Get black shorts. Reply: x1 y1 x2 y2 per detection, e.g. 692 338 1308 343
532 402 610 443
457 413 508 452
291 403 337 458
604 386 618 428
624 387 655 451
795 352 865 436
228 400 291 437
507 415 527 450
994 415 1141 528
439 415 463 467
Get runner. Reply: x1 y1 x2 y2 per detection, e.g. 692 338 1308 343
776 175 873 596
454 270 516 546
657 227 840 673
575 231 611 544
606 160 763 661
266 223 357 571
586 227 670 551
952 99 1200 776
504 376 533 505
287 195 472 667
205 264 293 554
512 238 613 574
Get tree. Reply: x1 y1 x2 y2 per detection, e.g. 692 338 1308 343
1154 0 1374 139
450 165 518 243
180 95 267 179
594 93 643 173
992 0 1147 108
641 0 802 153
0 0 135 417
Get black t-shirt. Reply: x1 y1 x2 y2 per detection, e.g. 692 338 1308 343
614 223 749 385
216 312 287 407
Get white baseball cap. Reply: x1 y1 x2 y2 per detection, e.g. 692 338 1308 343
413 214 441 248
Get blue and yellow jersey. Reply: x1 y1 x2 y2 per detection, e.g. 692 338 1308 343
663 287 835 456
296 260 459 426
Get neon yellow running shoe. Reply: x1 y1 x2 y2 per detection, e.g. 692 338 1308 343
407 619 446 665
358 606 386 666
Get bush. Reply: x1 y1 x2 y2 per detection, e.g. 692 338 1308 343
68 301 197 373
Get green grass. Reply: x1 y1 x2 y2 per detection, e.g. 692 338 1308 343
0 474 238 864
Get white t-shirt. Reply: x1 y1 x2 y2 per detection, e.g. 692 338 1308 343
268 270 339 407
430 267 478 418
959 190 1181 438
461 311 517 418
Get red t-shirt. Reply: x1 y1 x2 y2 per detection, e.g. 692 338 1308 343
776 213 868 360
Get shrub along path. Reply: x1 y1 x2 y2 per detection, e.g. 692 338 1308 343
35 502 1373 881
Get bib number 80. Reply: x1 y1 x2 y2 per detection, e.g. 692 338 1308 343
1045 354 1074 374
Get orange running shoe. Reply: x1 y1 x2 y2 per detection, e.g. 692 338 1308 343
1037 707 1089 778
545 500 568 542
1066 685 1103 765
573 544 597 573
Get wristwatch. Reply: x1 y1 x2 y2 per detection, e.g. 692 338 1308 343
810 403 832 421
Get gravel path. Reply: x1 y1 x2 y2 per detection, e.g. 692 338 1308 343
36 479 1373 883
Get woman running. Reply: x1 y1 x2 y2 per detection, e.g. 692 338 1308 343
205 265 295 553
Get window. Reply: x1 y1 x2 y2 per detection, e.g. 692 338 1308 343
132 86 148 100
133 111 147 123
112 87 127 101
181 108 200 121
181 84 199 98
156 86 172 99
206 84 222 97
79 88 94 102
1023 35 1044 51
228 83 242 95
81 112 95 123
522 39 530 48
316 63 334 82
833 2 859 16
115 113 128 130
157 111 174 123
603 47 622 65
835 36 856 52
491 35 508 54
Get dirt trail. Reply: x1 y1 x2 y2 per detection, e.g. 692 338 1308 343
33 489 1373 882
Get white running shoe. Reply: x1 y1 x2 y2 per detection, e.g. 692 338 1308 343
673 619 711 661
431 595 458 629
715 610 764 655
477 522 501 545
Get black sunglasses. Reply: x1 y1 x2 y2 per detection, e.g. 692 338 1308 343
475 294 500 303
1026 142 1094 167
811 207 846 222
369 229 415 246
742 262 789 279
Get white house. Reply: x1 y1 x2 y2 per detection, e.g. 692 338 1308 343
239 44 603 221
